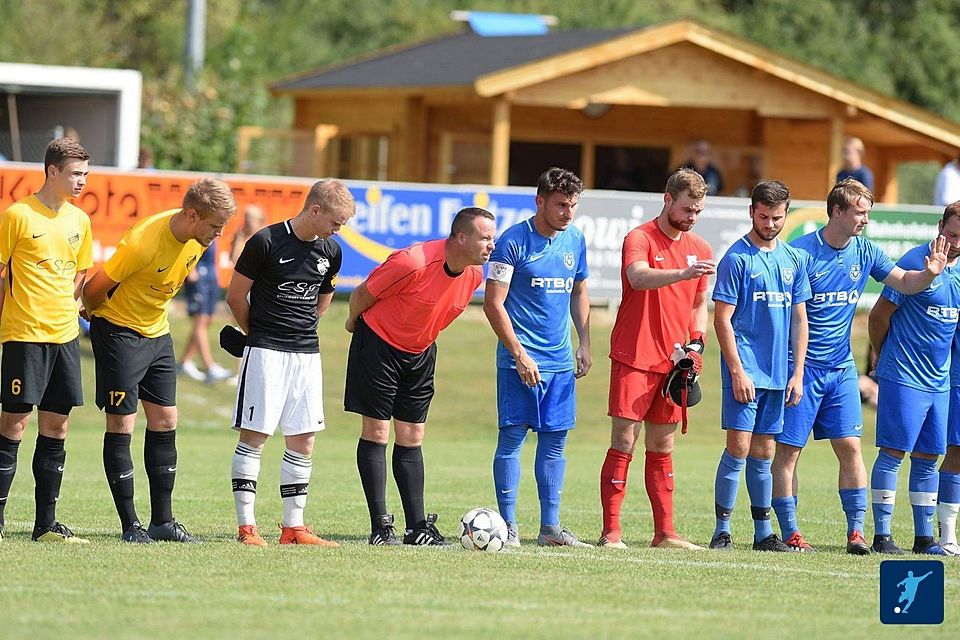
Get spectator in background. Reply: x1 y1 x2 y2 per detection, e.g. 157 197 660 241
836 137 874 192
934 156 960 207
178 240 233 383
230 205 266 266
137 148 155 170
683 140 724 196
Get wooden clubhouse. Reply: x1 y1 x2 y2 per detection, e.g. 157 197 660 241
263 18 960 202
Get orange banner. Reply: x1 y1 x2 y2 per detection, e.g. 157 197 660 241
0 164 317 285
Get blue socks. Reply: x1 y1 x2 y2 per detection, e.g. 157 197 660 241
534 430 568 528
871 451 902 536
713 449 745 538
772 495 798 540
909 457 938 539
493 425 527 526
839 487 867 536
746 456 773 542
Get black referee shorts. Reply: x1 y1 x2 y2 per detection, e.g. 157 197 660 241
0 339 83 413
344 316 436 424
89 317 177 415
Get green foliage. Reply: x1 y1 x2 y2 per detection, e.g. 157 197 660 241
2 0 960 176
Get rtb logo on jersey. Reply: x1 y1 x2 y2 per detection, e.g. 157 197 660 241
531 276 574 294
879 560 943 625
925 305 960 322
812 290 860 306
752 291 792 308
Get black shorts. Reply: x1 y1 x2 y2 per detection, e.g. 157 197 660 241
0 339 83 412
344 316 436 423
89 317 177 415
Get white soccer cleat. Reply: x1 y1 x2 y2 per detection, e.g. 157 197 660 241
939 541 960 556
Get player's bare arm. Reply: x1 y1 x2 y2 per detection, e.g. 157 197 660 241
569 279 592 379
483 279 540 387
81 269 119 314
625 259 716 291
868 296 898 355
882 235 948 294
785 301 808 407
225 271 254 334
689 288 710 339
345 281 377 333
714 300 755 403
316 291 334 318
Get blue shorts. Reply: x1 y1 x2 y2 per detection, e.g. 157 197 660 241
185 270 220 317
722 387 784 434
876 378 947 455
948 386 960 447
779 364 863 447
497 368 575 432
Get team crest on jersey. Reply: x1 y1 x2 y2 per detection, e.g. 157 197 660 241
185 255 198 271
67 232 80 246
849 264 862 281
781 267 794 284
687 255 697 266
317 256 330 275
563 252 575 270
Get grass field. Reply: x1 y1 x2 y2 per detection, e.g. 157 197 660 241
0 300 955 639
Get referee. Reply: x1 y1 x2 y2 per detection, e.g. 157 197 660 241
346 207 496 545
226 179 354 547
82 178 237 543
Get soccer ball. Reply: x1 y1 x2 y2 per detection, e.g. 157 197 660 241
459 507 508 551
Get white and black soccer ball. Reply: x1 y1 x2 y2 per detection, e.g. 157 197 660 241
459 507 508 551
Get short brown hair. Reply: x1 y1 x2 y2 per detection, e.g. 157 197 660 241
751 180 791 211
450 207 495 236
44 137 89 173
665 168 707 200
827 178 874 217
306 179 355 219
943 201 960 226
182 178 237 218
537 167 583 198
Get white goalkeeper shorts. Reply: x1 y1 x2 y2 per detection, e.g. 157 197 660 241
232 347 325 437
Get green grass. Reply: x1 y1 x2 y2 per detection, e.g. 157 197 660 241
0 301 955 639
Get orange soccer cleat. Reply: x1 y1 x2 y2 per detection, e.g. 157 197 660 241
278 524 339 547
237 524 268 547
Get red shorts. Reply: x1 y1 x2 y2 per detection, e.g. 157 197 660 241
608 360 681 424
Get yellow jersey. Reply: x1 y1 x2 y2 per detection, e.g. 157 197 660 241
0 194 93 344
92 210 203 338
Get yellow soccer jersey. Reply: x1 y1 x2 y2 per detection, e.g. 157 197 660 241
92 210 203 338
0 194 93 344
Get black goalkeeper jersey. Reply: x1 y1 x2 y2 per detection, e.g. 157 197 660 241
234 220 342 353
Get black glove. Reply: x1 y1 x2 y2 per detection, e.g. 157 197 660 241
219 325 247 358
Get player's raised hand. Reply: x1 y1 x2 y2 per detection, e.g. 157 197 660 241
574 344 592 379
925 235 949 276
785 372 804 407
681 260 716 280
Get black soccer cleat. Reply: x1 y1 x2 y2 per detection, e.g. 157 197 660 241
403 513 451 546
846 531 871 556
871 534 905 555
368 514 402 546
752 533 791 552
148 519 199 543
912 536 949 556
709 532 733 550
121 521 154 544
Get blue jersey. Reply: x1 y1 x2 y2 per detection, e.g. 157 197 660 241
713 236 811 390
952 324 960 388
488 218 588 372
876 242 960 393
791 230 894 369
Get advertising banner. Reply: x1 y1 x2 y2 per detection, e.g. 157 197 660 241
0 164 943 304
